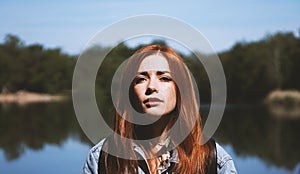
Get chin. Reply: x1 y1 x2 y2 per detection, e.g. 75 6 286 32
146 112 163 116
144 108 165 116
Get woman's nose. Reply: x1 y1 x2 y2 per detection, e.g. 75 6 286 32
145 78 158 95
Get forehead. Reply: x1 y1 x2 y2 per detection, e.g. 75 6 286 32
138 54 170 72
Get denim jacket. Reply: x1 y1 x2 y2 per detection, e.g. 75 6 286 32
82 139 237 174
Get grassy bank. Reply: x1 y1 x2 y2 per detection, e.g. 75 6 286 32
264 90 300 119
0 90 68 105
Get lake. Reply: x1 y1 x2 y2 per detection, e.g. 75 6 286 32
0 101 299 174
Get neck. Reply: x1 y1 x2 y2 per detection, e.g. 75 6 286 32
134 112 176 141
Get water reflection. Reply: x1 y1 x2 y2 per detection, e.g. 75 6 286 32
212 105 300 171
0 102 91 161
0 102 299 172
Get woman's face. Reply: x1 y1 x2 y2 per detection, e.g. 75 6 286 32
133 54 177 116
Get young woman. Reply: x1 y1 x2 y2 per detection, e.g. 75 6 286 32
83 45 237 174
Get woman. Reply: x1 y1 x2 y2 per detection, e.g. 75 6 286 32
83 45 237 174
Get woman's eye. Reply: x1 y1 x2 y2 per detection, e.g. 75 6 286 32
135 77 146 84
160 77 172 82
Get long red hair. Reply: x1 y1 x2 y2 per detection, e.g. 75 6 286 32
102 45 212 173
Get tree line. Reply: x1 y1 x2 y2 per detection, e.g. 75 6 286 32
0 31 299 103
0 34 75 94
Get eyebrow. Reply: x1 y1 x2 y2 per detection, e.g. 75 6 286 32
137 71 171 76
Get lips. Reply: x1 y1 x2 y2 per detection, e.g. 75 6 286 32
143 97 163 107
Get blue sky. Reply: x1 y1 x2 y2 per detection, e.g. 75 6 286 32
0 0 299 55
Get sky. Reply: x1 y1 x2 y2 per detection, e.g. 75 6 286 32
0 0 299 55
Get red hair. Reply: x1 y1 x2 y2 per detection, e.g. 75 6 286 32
102 45 212 173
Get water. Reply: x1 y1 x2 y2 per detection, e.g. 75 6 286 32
0 101 299 174
0 138 90 174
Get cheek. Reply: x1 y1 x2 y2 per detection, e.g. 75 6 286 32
166 86 177 103
134 86 144 99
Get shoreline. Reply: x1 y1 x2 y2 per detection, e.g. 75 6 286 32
0 90 66 105
264 90 300 119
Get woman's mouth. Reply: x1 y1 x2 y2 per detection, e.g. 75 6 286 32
143 98 163 107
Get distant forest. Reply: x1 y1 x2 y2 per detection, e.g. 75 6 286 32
0 31 299 103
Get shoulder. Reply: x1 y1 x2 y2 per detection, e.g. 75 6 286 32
215 142 237 174
82 138 106 174
89 138 106 162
